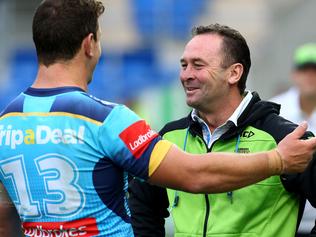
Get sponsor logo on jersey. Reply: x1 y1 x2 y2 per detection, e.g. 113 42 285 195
241 130 255 138
119 120 158 158
237 148 250 153
23 218 99 237
0 125 85 149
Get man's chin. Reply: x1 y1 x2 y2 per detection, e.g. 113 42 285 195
186 99 197 108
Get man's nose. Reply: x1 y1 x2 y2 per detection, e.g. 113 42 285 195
180 66 194 81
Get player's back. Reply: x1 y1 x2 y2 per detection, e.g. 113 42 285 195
0 87 151 236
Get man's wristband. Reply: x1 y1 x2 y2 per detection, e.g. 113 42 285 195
267 149 284 175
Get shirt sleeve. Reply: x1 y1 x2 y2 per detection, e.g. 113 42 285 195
98 105 172 180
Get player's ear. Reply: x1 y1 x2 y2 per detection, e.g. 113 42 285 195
227 63 243 85
83 33 95 57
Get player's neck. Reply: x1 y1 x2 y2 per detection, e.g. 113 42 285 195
32 60 89 91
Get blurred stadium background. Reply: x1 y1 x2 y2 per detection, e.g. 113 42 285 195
1 0 316 130
0 0 316 235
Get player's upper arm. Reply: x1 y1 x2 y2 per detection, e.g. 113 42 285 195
148 142 203 192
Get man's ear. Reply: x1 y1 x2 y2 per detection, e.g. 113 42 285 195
83 33 95 57
228 63 244 85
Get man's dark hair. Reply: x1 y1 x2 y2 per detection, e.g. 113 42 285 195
192 23 251 94
32 0 105 66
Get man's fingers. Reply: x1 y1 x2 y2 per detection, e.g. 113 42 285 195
289 121 308 139
277 121 315 173
304 136 316 149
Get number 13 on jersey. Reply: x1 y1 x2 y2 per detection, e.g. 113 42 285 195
0 153 85 218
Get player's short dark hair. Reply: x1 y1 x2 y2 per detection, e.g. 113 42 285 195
192 24 251 94
32 0 105 66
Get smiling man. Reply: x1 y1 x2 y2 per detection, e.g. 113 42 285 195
129 24 316 237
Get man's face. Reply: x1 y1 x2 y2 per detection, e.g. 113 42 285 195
180 34 230 111
293 66 316 98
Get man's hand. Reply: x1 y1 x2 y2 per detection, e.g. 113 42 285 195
277 122 316 173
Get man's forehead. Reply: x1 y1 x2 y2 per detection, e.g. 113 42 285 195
185 34 222 52
189 33 222 44
181 34 223 60
180 56 204 63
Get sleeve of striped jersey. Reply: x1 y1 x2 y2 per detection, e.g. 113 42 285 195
97 105 171 179
148 140 172 176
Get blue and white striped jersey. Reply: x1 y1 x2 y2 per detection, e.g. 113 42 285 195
0 87 171 237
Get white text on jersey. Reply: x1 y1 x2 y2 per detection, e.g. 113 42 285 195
0 125 85 149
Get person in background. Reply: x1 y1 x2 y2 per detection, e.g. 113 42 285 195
271 43 316 236
128 24 316 237
1 1 314 236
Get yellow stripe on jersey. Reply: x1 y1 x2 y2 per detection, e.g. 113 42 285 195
148 140 173 177
0 112 102 125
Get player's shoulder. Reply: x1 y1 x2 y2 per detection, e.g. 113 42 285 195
80 93 118 109
51 91 121 123
0 87 132 124
0 93 25 117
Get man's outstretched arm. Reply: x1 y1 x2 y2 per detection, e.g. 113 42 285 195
149 122 316 193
